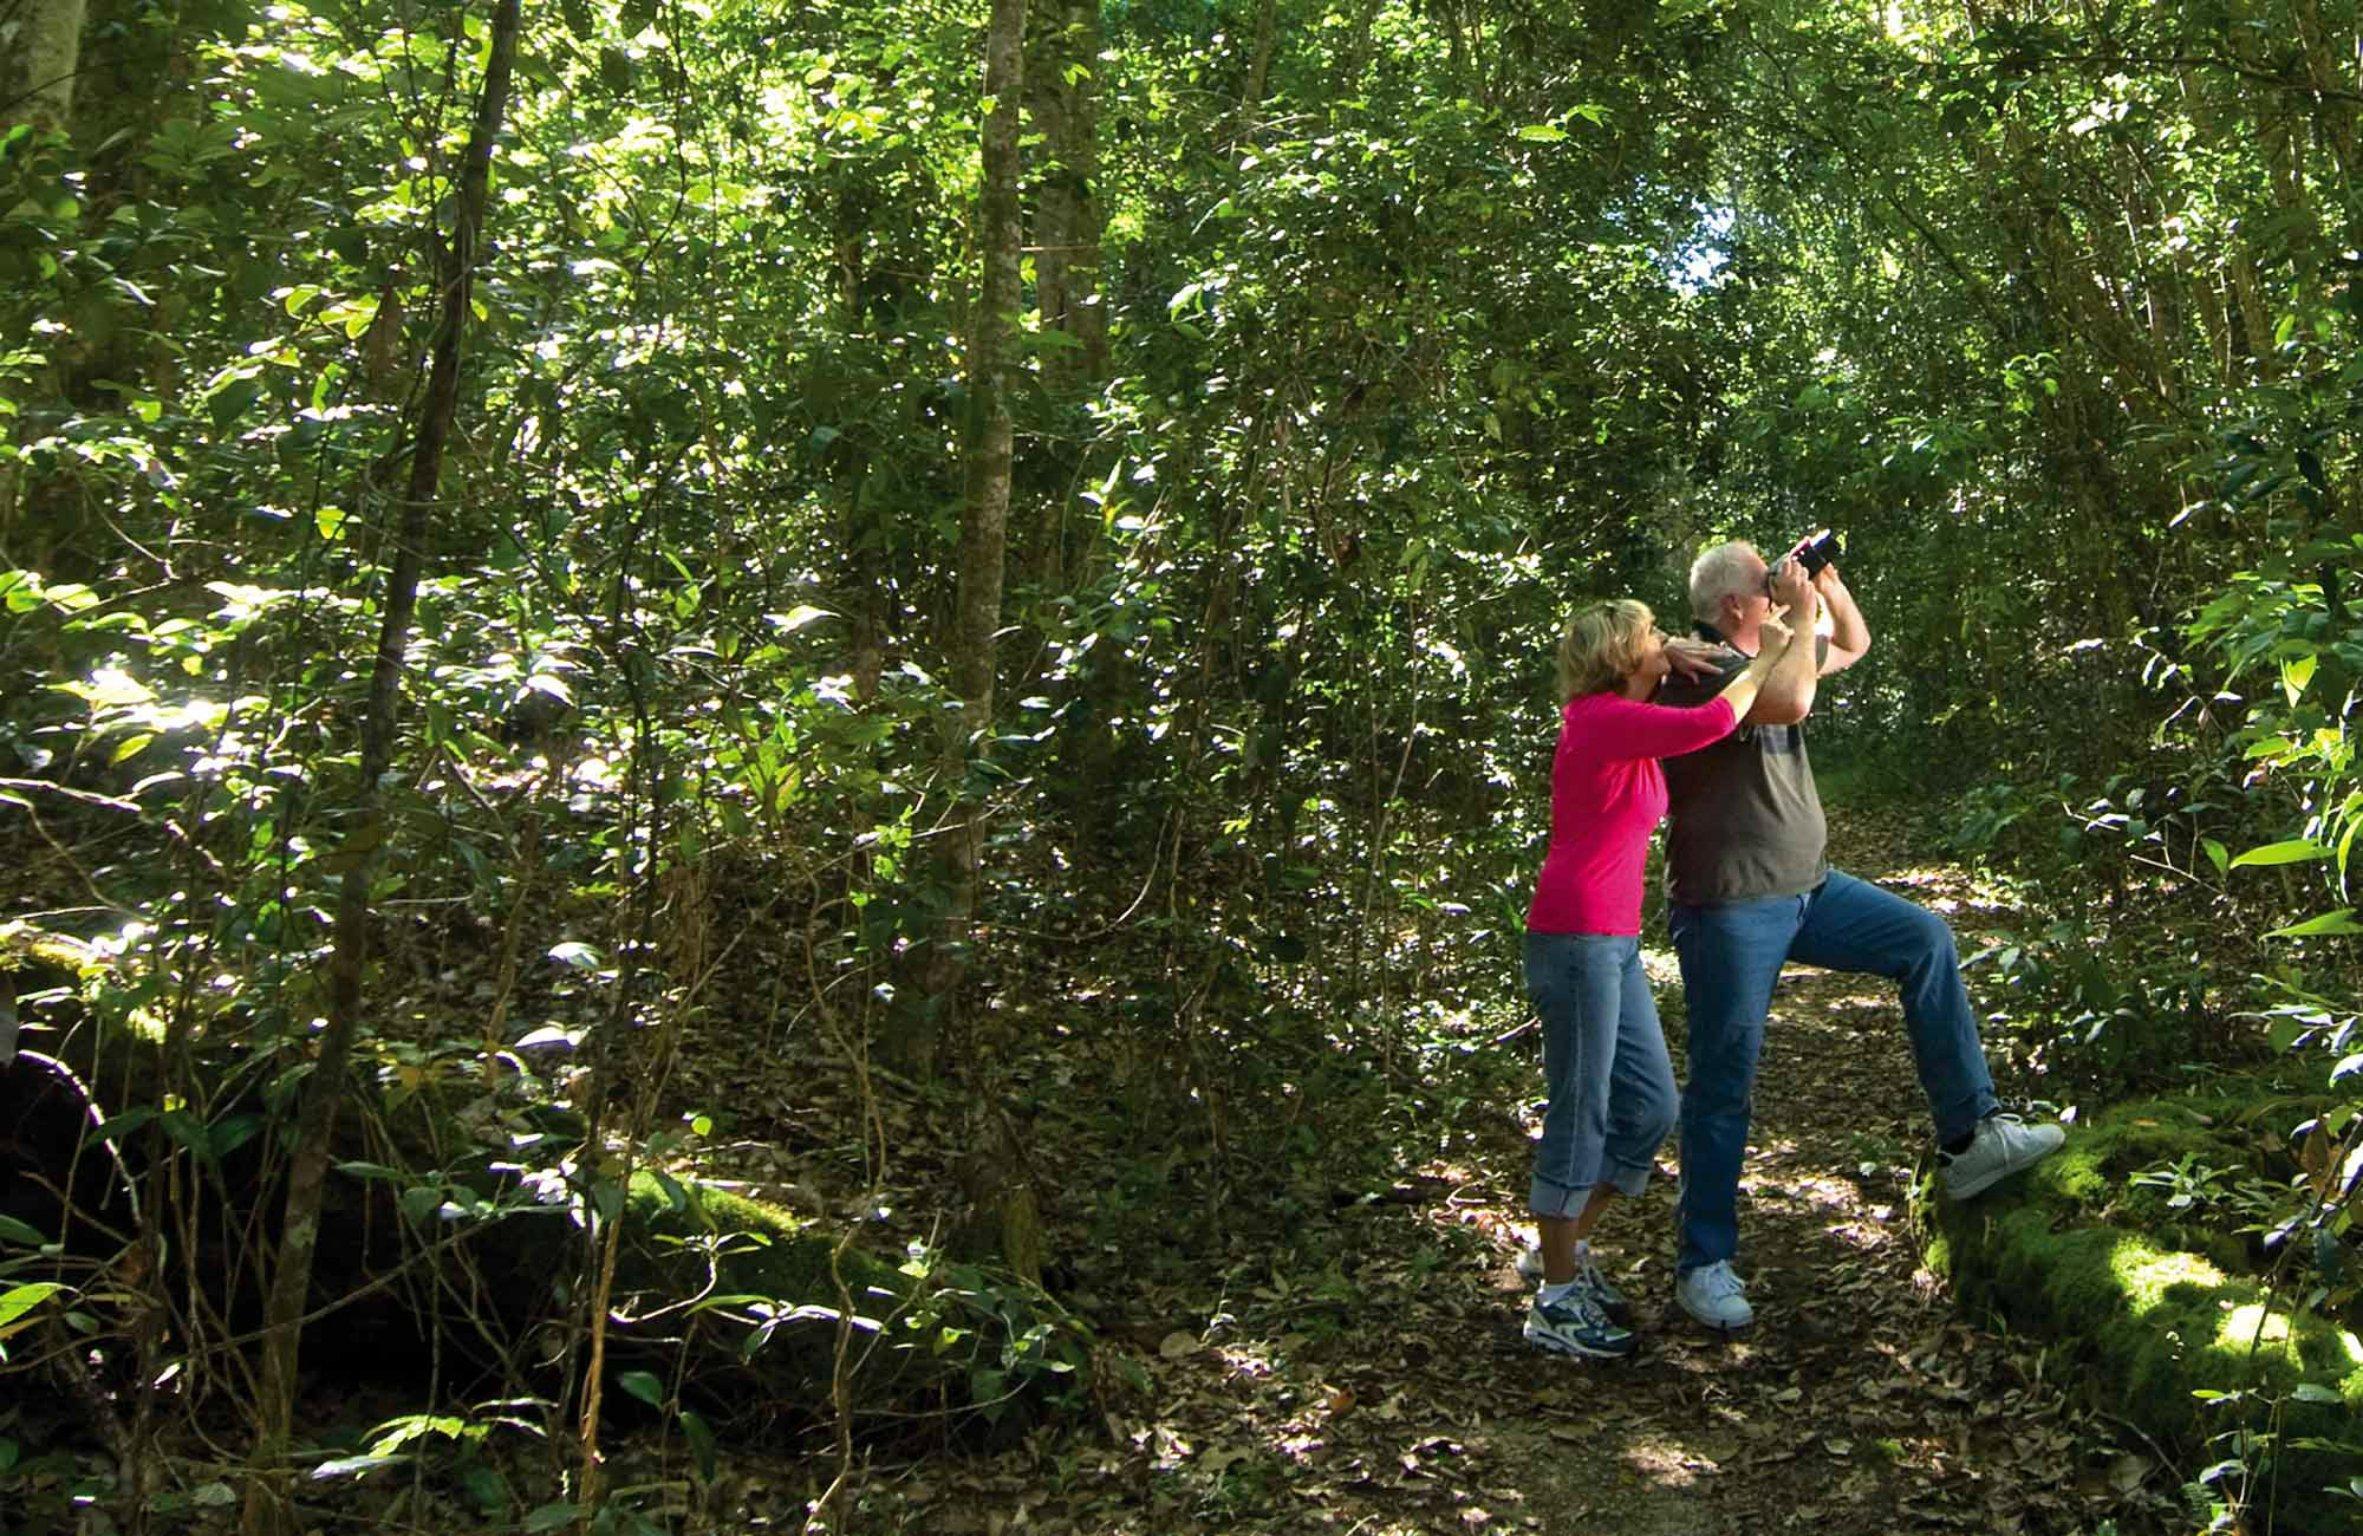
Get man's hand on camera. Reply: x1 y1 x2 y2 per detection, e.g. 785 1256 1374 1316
1663 636 1724 682
1813 561 1846 595
1769 556 1814 616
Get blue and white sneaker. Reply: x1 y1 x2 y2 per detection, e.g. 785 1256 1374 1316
1523 1285 1638 1360
1513 1240 1632 1326
1674 1260 1753 1333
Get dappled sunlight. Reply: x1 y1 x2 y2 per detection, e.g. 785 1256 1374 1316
2113 1244 2224 1311
2215 1302 2363 1366
1619 1430 1729 1488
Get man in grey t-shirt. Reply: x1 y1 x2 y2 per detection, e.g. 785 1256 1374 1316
1652 540 2063 1333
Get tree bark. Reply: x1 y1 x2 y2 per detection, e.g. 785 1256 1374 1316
239 0 522 1528
1029 0 1107 390
1023 0 1106 596
911 0 1042 1280
1241 0 1278 135
909 0 1026 1068
5 0 86 129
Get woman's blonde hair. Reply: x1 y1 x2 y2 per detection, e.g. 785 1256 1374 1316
1555 598 1655 702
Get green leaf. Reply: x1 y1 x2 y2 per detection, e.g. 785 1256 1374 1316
461 1462 508 1514
2292 1382 2344 1403
616 1369 665 1409
1514 123 1567 142
0 1214 49 1247
525 1505 584 1534
2265 909 2362 939
2201 838 2229 875
0 1282 68 1337
2229 839 2331 868
599 46 633 94
764 605 834 634
2282 652 2317 705
679 1408 718 1482
207 1113 264 1160
85 1106 156 1147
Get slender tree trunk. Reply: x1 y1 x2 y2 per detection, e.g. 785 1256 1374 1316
5 0 86 129
909 0 1025 1067
2290 0 2363 256
917 0 1039 1283
1241 0 1278 134
1024 0 1105 594
238 1 521 1528
829 185 889 703
1035 0 1105 384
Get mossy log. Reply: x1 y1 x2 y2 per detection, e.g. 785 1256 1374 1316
1922 1089 2362 1531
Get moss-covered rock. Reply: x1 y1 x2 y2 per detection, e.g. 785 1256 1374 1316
1922 1089 2363 1532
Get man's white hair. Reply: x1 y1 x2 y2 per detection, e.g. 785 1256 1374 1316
1688 540 1762 623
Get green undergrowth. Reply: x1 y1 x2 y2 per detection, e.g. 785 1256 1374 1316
626 1172 1095 1434
1921 1085 2363 1530
420 1158 1097 1442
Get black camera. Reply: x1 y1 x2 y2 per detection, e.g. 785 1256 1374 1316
1764 528 1841 592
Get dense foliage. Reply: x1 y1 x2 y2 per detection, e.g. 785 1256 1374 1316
3 0 2361 1526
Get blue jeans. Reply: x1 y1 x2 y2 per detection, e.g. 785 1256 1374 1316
1669 870 1998 1274
1523 933 1680 1218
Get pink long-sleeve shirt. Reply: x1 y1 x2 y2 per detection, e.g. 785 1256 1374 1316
1525 691 1738 935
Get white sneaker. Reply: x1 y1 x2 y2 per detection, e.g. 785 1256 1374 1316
1512 1240 1631 1325
1674 1260 1753 1332
1940 1112 2066 1200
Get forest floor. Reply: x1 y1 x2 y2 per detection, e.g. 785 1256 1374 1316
802 802 2189 1536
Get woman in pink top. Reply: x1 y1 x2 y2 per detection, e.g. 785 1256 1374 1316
1518 584 1810 1360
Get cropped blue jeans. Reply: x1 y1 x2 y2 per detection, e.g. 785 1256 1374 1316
1669 869 1998 1274
1522 932 1680 1219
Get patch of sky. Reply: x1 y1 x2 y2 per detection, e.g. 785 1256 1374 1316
1667 203 1733 294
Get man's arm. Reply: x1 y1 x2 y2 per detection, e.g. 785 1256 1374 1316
1748 564 1821 725
1815 565 1870 675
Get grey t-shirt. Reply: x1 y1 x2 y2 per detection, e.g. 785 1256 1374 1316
1655 635 1829 906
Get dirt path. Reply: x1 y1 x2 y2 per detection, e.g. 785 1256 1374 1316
1457 806 2163 1536
873 808 2174 1535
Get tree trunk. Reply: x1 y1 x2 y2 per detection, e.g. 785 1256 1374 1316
912 0 1040 1281
908 0 1026 1067
1023 0 1106 594
4 0 86 130
239 0 522 1528
1030 0 1106 388
1241 0 1278 135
